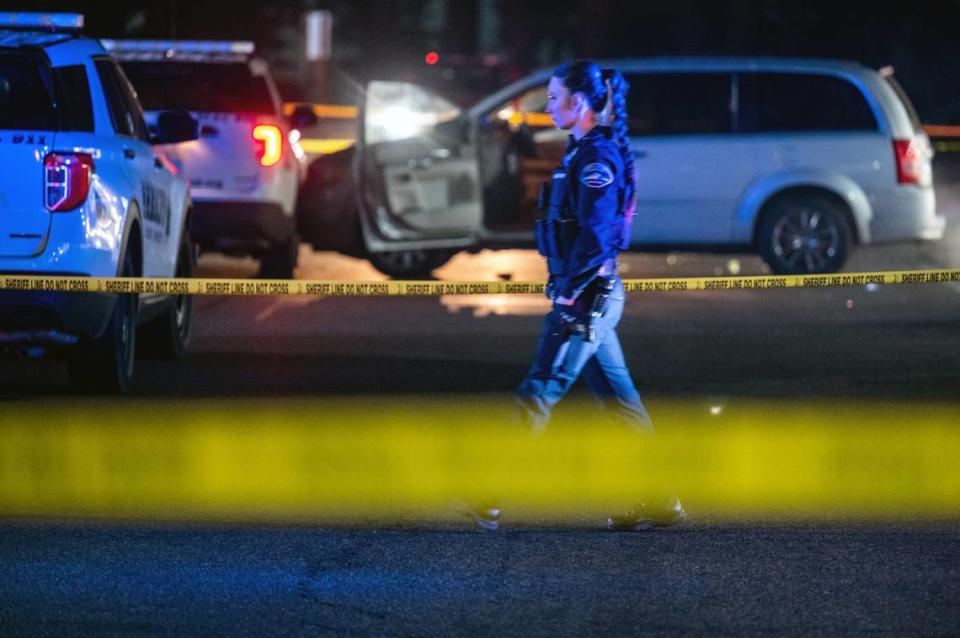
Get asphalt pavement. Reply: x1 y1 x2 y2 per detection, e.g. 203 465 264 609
1 521 958 636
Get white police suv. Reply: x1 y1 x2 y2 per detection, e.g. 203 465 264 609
0 13 198 392
103 39 304 278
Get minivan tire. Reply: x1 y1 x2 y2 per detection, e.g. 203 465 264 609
138 230 194 359
68 249 138 393
367 249 454 279
758 194 851 275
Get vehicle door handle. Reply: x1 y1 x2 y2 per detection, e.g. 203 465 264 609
633 150 647 159
123 148 136 159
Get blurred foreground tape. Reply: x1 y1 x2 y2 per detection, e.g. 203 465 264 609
1 398 958 523
2 269 960 296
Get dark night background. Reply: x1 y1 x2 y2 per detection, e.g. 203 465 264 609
15 1 960 121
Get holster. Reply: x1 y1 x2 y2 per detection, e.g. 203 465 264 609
559 276 616 343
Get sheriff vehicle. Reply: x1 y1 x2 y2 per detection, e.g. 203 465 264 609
0 12 197 391
103 39 305 278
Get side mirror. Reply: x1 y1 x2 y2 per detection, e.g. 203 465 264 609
288 104 318 131
151 111 198 145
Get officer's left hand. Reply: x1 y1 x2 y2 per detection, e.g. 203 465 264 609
552 297 582 326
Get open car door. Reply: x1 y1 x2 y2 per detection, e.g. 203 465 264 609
357 81 482 265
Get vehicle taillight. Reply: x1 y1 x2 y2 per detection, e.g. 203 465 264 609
44 152 94 212
892 139 922 185
253 124 282 167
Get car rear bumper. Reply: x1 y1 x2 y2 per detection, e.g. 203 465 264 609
191 201 295 255
869 186 946 243
0 286 115 342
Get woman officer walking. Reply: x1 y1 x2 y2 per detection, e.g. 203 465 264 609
511 60 684 531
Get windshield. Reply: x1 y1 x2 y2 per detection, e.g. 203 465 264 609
0 52 56 130
120 61 275 114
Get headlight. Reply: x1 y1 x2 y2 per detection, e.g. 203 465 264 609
365 81 460 144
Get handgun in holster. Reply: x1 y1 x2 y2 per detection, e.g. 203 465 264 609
564 276 616 343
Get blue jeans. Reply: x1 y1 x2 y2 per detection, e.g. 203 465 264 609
516 278 653 434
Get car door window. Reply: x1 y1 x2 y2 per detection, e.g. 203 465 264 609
737 72 878 133
112 64 151 142
626 73 733 136
94 59 144 139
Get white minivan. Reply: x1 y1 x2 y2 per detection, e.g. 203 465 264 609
303 57 945 277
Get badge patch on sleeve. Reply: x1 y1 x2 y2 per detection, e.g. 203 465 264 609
581 163 614 188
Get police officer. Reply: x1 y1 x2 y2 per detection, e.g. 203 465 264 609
518 60 649 433
515 60 684 530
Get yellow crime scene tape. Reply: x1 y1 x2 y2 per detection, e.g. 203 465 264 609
1 399 958 523
2 269 959 297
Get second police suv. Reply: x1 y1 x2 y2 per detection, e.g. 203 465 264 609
103 39 306 278
0 12 198 392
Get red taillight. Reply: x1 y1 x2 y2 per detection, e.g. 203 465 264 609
44 152 94 212
893 139 922 185
253 124 282 167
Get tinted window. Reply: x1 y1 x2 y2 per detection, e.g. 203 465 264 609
625 73 732 136
884 75 922 133
0 52 56 130
738 73 877 133
113 65 150 141
95 59 136 136
52 65 94 132
121 61 275 114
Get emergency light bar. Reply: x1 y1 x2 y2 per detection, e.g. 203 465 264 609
102 39 255 62
0 12 84 30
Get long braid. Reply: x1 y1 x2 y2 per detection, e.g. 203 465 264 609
602 69 635 199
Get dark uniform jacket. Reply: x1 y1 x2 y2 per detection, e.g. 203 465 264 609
553 125 626 300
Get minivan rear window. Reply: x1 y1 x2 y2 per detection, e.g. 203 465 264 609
626 73 733 137
0 52 56 130
738 72 877 133
120 61 275 114
883 75 923 134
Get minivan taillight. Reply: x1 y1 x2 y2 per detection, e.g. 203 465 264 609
892 139 922 185
44 152 94 212
253 124 282 167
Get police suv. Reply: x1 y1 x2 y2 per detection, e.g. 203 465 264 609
0 13 198 392
103 39 304 278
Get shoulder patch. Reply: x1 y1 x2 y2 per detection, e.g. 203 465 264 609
580 162 614 189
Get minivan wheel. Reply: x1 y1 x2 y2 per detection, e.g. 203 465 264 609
367 249 454 279
759 195 851 275
68 250 138 393
138 231 195 359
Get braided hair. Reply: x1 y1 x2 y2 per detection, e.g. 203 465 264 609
552 60 635 203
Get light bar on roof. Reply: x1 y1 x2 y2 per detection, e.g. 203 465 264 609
0 12 84 29
101 39 255 58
